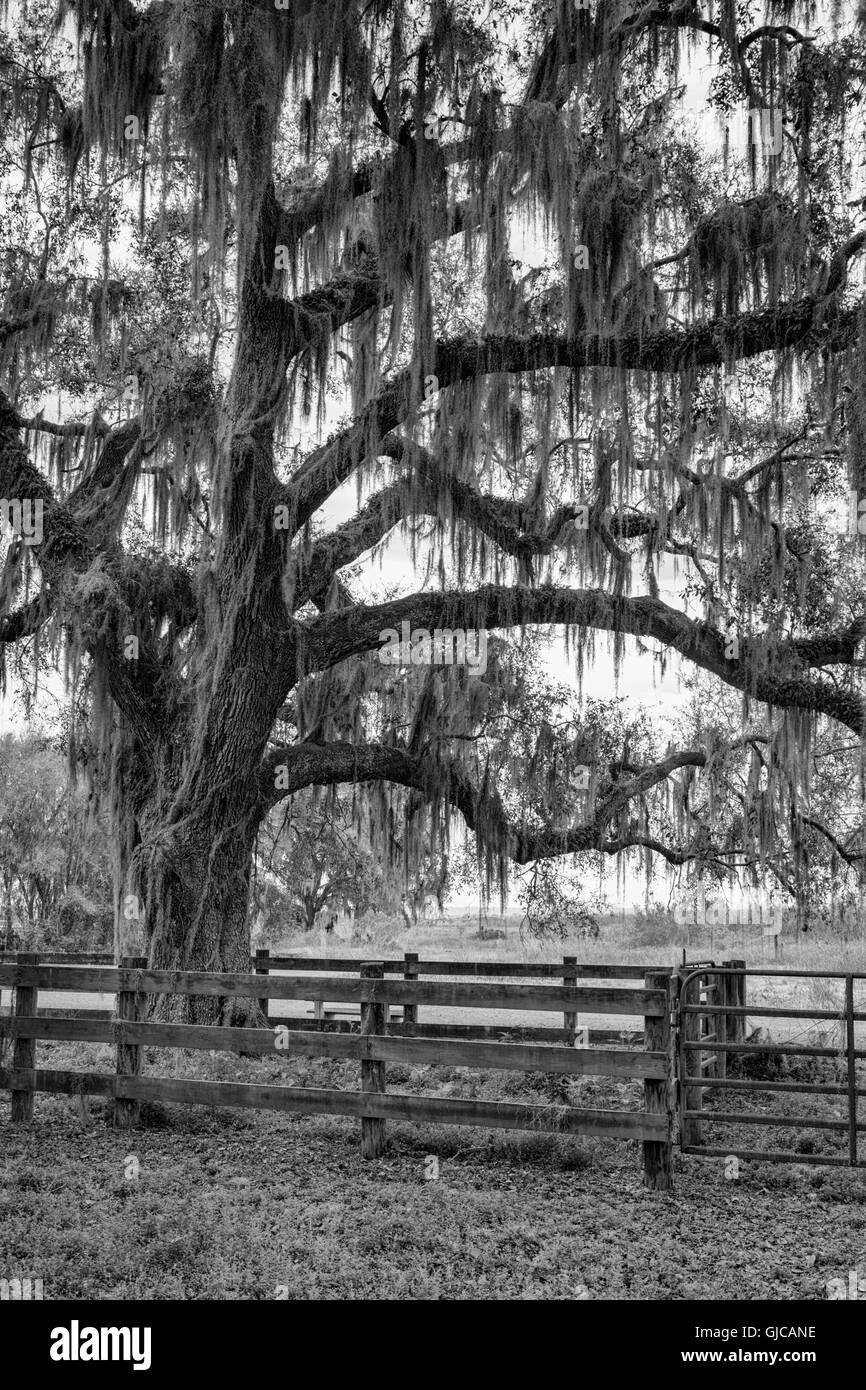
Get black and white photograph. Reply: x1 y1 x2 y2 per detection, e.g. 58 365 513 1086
1 0 866 1347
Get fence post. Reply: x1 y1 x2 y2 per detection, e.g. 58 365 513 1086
255 948 270 1022
403 953 419 1035
679 966 704 1146
11 952 38 1123
312 959 325 1023
728 958 746 1046
360 962 386 1158
114 955 146 1129
715 966 727 1081
563 955 577 1043
643 970 674 1190
703 970 718 1081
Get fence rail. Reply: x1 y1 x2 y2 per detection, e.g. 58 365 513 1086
0 949 662 978
2 1015 668 1078
0 964 666 1016
0 954 677 1188
0 951 660 1045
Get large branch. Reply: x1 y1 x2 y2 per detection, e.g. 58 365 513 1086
294 437 590 607
0 392 188 734
297 422 827 606
299 585 866 733
274 191 475 387
285 296 860 532
0 594 49 644
256 736 753 867
275 248 383 368
0 306 50 344
527 0 812 107
528 4 725 105
801 815 865 866
258 738 599 860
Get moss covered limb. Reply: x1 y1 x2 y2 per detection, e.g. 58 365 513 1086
283 296 861 537
254 736 751 869
300 585 866 735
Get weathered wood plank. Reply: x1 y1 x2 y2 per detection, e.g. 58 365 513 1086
255 949 270 1022
350 1092 666 1139
0 965 120 991
403 953 419 1032
169 974 664 1015
0 1068 117 1097
359 1036 666 1077
11 952 37 1122
0 964 665 1015
0 1008 643 1045
0 1010 643 1045
112 1075 666 1138
114 955 146 1129
726 960 747 1046
1 1015 667 1078
360 963 386 1158
643 971 673 1190
2 1016 116 1043
0 952 113 965
3 1008 116 1022
266 957 659 979
0 1068 667 1138
563 956 577 1043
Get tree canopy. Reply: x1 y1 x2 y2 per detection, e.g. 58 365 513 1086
1 0 865 1013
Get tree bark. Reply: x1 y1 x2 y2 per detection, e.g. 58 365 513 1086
142 795 265 1025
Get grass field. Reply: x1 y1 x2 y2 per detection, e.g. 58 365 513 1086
2 917 866 1300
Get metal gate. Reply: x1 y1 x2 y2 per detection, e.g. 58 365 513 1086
677 965 866 1168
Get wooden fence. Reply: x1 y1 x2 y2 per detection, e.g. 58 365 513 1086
0 954 678 1189
0 950 663 1043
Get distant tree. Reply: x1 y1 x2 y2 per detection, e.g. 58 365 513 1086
0 734 112 946
254 788 398 936
661 672 866 932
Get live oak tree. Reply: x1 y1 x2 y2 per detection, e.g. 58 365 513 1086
2 0 866 1019
255 785 399 934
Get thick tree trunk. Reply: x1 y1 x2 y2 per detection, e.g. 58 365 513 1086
302 890 318 933
143 800 267 1025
